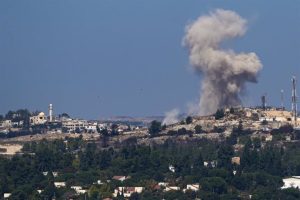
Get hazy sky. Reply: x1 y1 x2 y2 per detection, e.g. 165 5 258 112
0 0 299 119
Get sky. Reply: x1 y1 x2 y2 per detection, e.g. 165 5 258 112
0 0 299 119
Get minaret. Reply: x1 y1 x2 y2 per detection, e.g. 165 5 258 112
49 104 53 122
292 76 297 125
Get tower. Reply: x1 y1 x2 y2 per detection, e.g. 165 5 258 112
261 95 266 110
49 104 53 122
281 89 284 110
292 76 297 125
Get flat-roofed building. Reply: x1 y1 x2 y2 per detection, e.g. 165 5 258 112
62 119 88 132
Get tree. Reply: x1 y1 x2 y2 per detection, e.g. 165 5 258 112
280 188 300 199
62 127 68 133
232 175 248 191
22 143 31 152
253 137 261 149
177 128 187 135
42 181 57 200
60 113 70 118
5 110 15 119
252 113 259 121
215 109 225 120
129 192 140 200
0 175 8 195
279 124 294 134
186 116 193 124
232 121 247 136
88 185 101 199
241 139 253 170
148 121 162 137
201 177 227 194
237 121 243 133
217 144 234 168
111 124 119 136
213 126 225 133
226 131 238 145
195 125 203 134
193 152 204 169
75 127 81 134
11 189 28 200
96 125 101 133
100 128 109 136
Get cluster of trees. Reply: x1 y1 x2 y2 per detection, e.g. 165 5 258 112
148 116 194 137
148 121 163 137
215 109 225 120
0 130 31 139
1 109 31 129
167 128 193 137
0 136 300 199
99 124 125 137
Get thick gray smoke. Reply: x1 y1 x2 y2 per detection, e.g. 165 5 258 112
183 9 262 115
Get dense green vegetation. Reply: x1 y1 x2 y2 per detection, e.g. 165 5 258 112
214 109 225 120
1 135 300 200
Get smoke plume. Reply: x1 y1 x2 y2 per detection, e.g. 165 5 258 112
162 109 180 125
183 9 262 115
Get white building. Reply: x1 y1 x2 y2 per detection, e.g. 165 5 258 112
71 186 87 194
4 193 11 199
0 120 12 129
112 176 127 182
85 122 98 133
30 112 47 125
204 160 217 168
169 165 175 173
62 119 88 132
98 123 108 130
265 134 273 142
54 182 66 188
183 184 200 192
282 176 300 189
113 187 143 197
164 186 180 192
158 182 169 187
11 120 24 127
37 190 43 194
52 171 58 177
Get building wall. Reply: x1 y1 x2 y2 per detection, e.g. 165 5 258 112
30 112 47 125
62 119 88 132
